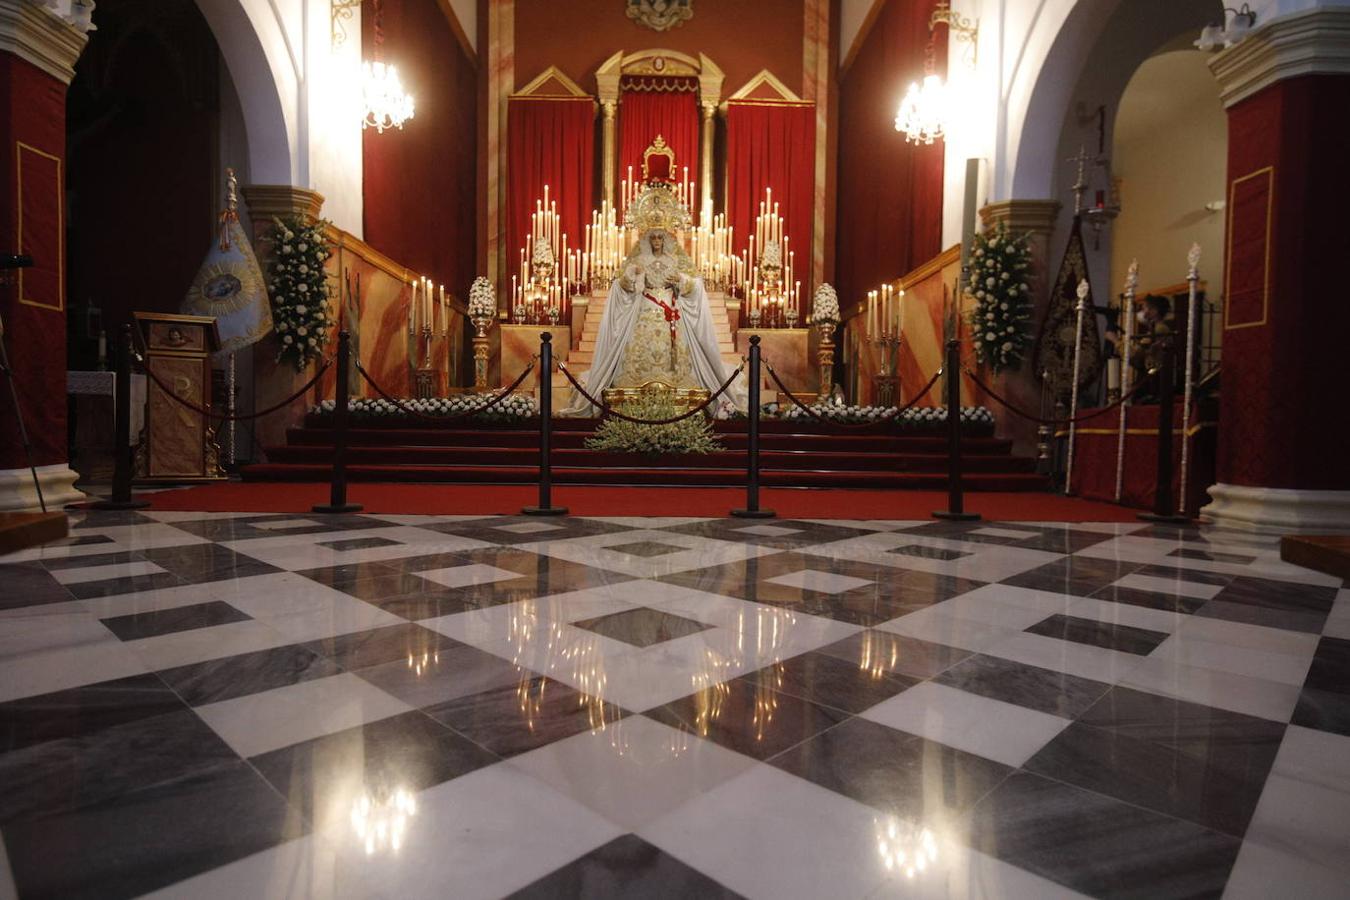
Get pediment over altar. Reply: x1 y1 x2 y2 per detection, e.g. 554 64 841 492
513 65 592 99
595 49 724 107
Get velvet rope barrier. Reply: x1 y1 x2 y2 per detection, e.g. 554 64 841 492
555 359 745 426
962 366 1149 428
354 358 538 424
764 362 945 430
137 353 334 422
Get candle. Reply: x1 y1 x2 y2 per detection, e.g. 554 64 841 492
1107 357 1121 392
898 289 906 335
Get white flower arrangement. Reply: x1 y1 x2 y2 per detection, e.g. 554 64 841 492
811 283 840 325
314 394 538 423
781 403 995 429
967 224 1034 373
467 276 496 320
268 216 334 371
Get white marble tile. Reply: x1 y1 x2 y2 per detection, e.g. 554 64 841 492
325 764 624 900
521 529 777 579
0 605 111 658
1147 634 1316 686
48 559 167 585
1222 837 1350 900
861 681 1070 767
1241 769 1350 876
78 572 285 620
766 568 874 595
1114 572 1225 600
507 716 757 831
195 672 410 758
1173 616 1321 656
1321 589 1350 641
1270 725 1350 799
863 837 1089 899
415 563 522 589
877 609 1020 654
639 763 905 899
73 523 211 550
0 638 148 703
221 573 404 641
143 510 263 523
930 585 1077 630
823 531 1062 583
1120 656 1302 722
969 526 1041 540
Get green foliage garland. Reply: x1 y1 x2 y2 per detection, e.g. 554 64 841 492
268 216 334 371
585 395 725 456
968 224 1034 373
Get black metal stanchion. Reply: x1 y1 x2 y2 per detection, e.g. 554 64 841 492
313 331 363 514
523 332 568 516
90 324 149 511
932 339 980 521
1139 337 1188 523
732 335 775 518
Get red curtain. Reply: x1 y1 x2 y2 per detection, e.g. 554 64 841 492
507 97 595 265
725 100 815 270
835 0 946 309
618 89 699 186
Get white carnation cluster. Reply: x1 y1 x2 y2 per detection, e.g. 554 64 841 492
467 276 496 320
781 403 995 429
268 217 334 371
315 394 538 423
759 240 783 269
811 283 840 324
968 225 1034 373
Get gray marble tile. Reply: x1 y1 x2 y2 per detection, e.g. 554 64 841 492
934 654 1111 718
509 833 743 899
40 550 144 571
1 760 295 899
814 630 972 679
1090 584 1209 614
0 674 181 755
353 641 522 708
573 607 714 648
139 543 282 583
65 571 189 601
605 540 689 558
1168 547 1258 565
315 536 403 551
299 622 459 670
645 679 847 760
734 651 919 715
1002 556 1143 595
155 644 341 706
770 716 1011 819
99 601 252 641
250 710 496 826
1194 599 1328 635
1134 564 1233 586
655 518 873 550
967 771 1241 899
1024 613 1170 655
0 708 239 825
427 676 625 758
1025 703 1283 837
1292 636 1350 737
888 544 971 561
0 563 76 610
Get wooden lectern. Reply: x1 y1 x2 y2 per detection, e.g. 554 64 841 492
132 312 226 482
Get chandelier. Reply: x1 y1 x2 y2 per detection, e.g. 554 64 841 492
361 0 414 133
894 2 978 145
363 61 415 132
895 74 948 145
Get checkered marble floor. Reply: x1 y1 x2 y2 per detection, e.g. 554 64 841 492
1 510 1348 899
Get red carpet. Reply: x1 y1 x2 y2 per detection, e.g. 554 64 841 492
142 482 1143 521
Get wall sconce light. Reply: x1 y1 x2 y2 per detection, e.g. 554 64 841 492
895 2 979 145
1195 4 1257 51
331 0 360 47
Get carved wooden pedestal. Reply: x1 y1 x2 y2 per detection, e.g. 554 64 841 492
133 313 225 482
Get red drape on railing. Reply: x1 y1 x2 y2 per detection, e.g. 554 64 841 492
618 90 699 186
507 96 595 263
725 100 815 268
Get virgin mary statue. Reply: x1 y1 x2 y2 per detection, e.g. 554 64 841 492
562 184 744 416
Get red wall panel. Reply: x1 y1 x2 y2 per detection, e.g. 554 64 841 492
363 0 478 297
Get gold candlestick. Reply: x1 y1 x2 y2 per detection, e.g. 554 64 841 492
816 321 836 402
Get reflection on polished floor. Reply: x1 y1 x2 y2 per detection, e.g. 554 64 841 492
1 509 1348 898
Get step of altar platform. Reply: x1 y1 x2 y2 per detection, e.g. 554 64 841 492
243 419 1050 490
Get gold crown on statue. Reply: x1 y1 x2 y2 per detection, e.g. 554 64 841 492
624 182 692 234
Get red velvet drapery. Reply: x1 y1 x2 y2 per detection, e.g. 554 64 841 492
618 89 699 185
835 0 946 308
725 100 815 269
506 96 595 265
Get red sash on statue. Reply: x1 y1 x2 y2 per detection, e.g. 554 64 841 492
643 291 681 359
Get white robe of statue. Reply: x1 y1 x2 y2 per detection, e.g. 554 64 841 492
563 229 745 417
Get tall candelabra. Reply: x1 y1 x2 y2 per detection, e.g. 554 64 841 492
816 320 836 402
